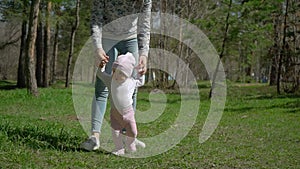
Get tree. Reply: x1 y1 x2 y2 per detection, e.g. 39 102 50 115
0 30 20 50
43 0 51 87
51 21 59 84
36 20 43 87
210 0 232 98
269 9 282 86
25 0 40 96
277 0 289 94
17 11 27 88
0 0 28 87
279 0 300 93
65 0 80 88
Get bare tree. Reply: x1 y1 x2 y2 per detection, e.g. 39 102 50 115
65 0 80 88
0 22 20 80
269 12 281 86
17 0 28 88
43 1 51 87
17 19 27 88
36 21 43 87
51 21 59 84
210 0 232 98
277 0 289 94
0 35 20 50
25 0 41 96
280 0 300 93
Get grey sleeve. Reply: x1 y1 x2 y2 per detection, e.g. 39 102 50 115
137 0 152 57
91 0 104 49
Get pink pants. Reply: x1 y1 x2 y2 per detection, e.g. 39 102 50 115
110 106 137 152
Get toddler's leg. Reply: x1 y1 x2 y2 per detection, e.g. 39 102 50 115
111 129 124 152
123 109 137 152
110 108 125 154
125 135 136 152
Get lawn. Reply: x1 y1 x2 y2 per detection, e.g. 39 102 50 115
0 81 299 168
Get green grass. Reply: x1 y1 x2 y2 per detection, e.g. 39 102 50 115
0 81 299 168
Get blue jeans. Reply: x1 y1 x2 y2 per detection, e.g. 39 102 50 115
91 38 139 133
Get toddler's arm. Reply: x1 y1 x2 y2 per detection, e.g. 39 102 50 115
96 66 111 87
134 74 145 87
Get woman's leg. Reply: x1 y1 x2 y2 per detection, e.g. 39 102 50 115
91 78 108 134
81 39 119 151
91 39 118 134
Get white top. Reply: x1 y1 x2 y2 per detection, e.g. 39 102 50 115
97 68 144 113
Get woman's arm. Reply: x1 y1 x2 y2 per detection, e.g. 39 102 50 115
91 0 109 66
137 0 152 58
91 0 104 50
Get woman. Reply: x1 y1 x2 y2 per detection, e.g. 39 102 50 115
80 0 152 151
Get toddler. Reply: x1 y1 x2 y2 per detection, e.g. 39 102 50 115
97 52 144 155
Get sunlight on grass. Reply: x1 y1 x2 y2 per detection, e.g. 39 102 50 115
0 81 299 168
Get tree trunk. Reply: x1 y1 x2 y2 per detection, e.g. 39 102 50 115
269 51 277 85
157 0 167 88
65 0 80 88
52 21 59 84
209 0 232 98
25 0 40 96
17 16 27 88
43 1 51 87
269 11 281 86
36 21 43 87
171 9 184 89
277 0 289 94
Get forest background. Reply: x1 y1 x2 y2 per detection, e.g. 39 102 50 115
0 0 299 168
0 0 299 94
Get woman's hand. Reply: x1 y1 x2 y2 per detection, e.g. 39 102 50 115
138 55 147 75
95 48 109 68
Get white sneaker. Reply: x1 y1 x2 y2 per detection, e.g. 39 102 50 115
112 148 125 156
80 136 100 151
135 139 146 148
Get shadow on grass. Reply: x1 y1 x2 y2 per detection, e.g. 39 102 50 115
0 122 109 154
224 106 255 113
245 94 300 100
225 99 300 114
0 80 18 90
